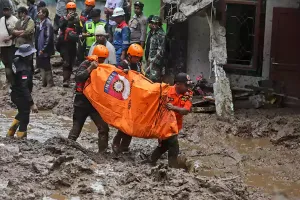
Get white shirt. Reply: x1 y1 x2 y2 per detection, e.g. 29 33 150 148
105 0 124 26
0 15 18 47
88 40 117 65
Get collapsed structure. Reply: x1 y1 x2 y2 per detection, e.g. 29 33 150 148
163 0 234 117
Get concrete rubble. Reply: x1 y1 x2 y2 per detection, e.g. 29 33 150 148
163 0 216 19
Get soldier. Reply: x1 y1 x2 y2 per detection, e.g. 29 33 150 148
146 15 165 83
144 15 154 62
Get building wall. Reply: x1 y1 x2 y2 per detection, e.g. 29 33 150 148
186 0 300 87
186 15 211 81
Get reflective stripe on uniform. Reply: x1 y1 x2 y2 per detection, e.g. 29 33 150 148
85 21 106 48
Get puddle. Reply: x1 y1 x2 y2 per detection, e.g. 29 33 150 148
244 165 300 197
43 194 80 200
225 136 272 154
0 110 96 143
184 135 300 198
225 136 300 197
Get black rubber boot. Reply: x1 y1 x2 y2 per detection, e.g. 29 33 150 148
40 69 47 87
46 70 55 87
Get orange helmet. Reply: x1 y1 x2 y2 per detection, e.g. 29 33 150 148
85 0 95 6
92 45 109 58
66 2 76 9
127 44 144 57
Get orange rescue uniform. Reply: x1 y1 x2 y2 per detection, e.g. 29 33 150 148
167 86 193 130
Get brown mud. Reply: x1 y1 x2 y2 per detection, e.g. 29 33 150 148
0 57 300 199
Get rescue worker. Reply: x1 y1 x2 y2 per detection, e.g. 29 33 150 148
80 0 95 23
7 44 38 139
129 1 147 47
59 2 80 87
82 8 106 56
147 72 193 168
68 45 110 152
77 0 95 63
111 7 130 65
112 43 143 154
88 25 116 65
147 16 165 83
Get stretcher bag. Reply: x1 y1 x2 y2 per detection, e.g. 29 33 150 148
83 64 178 140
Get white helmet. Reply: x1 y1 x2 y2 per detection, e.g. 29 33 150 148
95 25 108 36
112 7 125 17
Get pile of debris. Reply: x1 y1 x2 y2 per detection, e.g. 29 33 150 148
233 80 300 109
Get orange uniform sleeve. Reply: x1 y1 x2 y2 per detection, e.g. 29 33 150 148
184 91 193 111
183 99 192 111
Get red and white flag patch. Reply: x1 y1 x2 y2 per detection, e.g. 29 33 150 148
22 75 28 80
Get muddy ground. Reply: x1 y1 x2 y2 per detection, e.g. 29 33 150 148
0 57 300 200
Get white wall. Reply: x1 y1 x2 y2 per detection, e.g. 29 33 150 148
186 15 212 82
186 0 300 87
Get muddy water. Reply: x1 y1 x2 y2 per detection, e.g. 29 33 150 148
0 111 97 144
226 136 300 198
1 111 300 199
182 135 300 199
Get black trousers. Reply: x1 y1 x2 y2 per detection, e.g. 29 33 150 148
1 46 16 84
53 14 61 34
36 56 52 71
61 44 77 81
150 135 179 167
77 40 86 63
11 95 31 132
112 130 132 152
68 106 109 151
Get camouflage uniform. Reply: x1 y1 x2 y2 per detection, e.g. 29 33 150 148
147 16 165 83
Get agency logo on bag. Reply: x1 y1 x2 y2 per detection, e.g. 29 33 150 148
104 71 130 100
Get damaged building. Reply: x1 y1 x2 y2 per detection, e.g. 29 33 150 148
162 0 300 100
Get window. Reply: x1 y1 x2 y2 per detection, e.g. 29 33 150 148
221 0 264 73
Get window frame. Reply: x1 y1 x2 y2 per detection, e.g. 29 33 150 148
221 0 262 71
